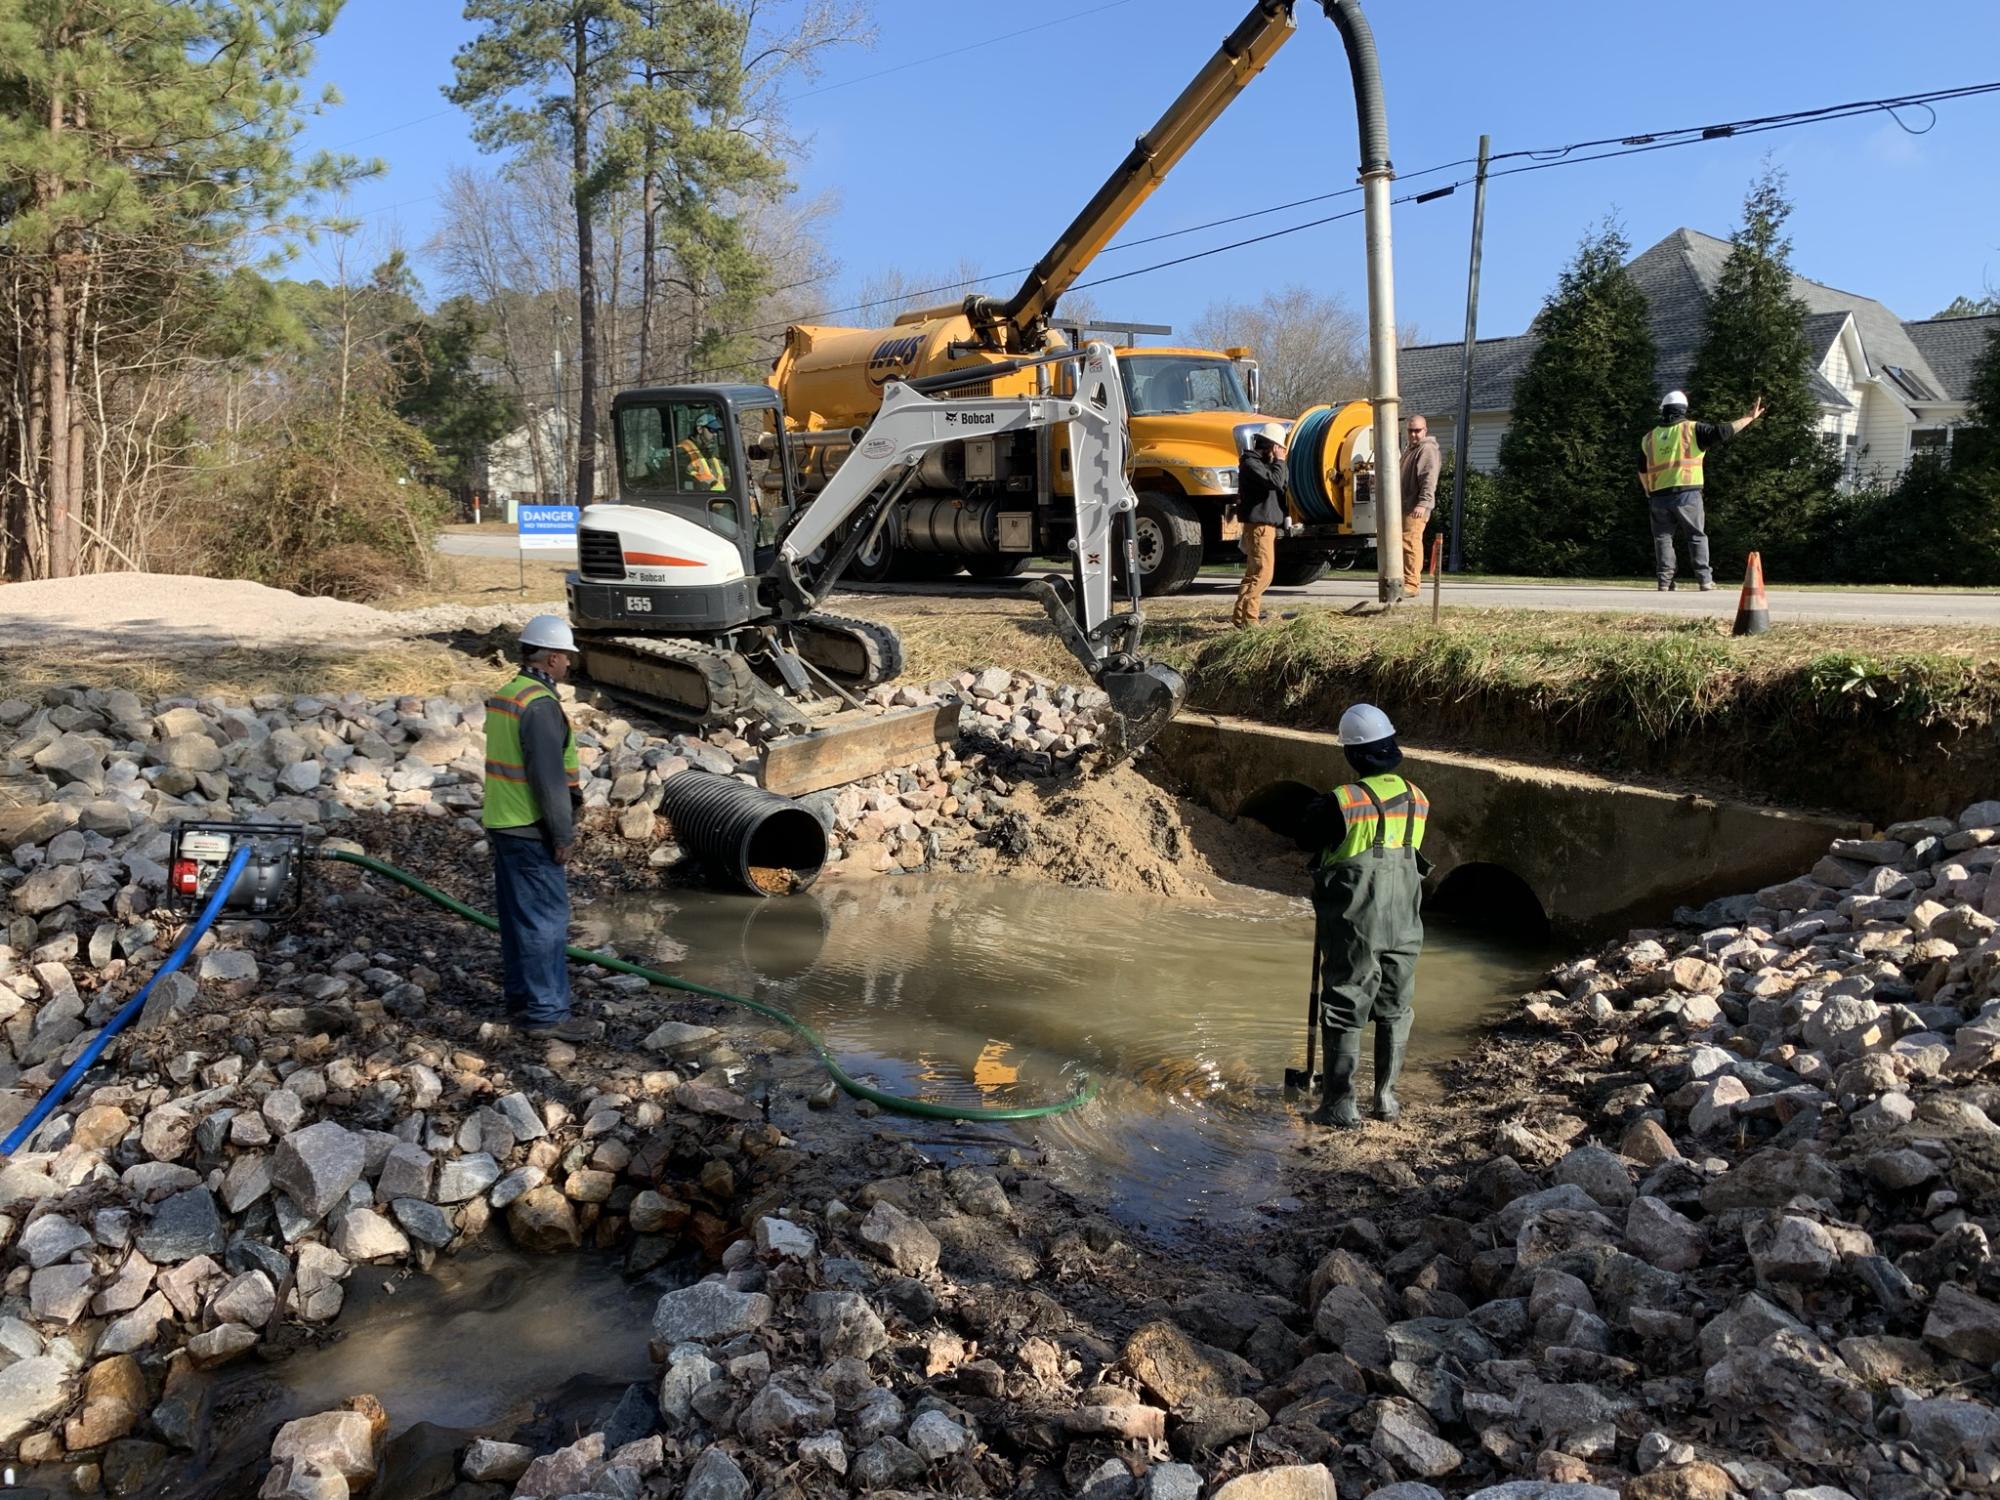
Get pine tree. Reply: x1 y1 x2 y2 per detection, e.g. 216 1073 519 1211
449 0 629 507
1490 219 1658 577
0 0 364 578
1686 167 1843 578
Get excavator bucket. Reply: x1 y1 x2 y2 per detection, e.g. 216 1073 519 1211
1098 661 1187 753
758 702 964 797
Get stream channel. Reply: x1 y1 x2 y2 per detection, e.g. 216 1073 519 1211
93 870 1548 1499
578 873 1553 1236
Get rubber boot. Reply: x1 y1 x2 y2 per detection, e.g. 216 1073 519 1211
1374 1013 1413 1121
1308 1028 1362 1128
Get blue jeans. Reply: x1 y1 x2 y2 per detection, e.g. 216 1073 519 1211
492 833 570 1024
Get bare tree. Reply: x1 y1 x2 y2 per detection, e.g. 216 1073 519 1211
1190 284 1368 416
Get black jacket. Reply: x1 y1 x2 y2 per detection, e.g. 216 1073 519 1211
1237 449 1288 527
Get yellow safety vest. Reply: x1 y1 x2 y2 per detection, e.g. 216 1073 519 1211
1642 421 1705 494
1318 773 1429 866
482 674 580 830
679 440 725 491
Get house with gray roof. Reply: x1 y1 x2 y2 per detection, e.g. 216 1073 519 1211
1404 228 1996 485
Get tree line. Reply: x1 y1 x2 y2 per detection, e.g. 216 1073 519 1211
1451 170 2000 586
0 0 857 591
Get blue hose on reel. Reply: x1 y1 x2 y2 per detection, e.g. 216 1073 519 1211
1 843 252 1157
1285 407 1343 525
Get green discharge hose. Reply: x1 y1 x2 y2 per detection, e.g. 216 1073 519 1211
322 849 1100 1123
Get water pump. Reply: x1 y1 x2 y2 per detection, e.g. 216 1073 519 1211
167 820 308 920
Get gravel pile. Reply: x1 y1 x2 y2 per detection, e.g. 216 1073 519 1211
7 664 1999 1499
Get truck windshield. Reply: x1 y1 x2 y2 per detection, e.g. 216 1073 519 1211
616 398 739 536
1121 355 1252 416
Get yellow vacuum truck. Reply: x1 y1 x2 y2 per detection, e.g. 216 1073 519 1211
767 0 1380 595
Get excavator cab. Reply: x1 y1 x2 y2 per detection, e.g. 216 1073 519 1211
609 385 798 570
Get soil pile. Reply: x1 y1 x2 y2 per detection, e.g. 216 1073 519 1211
969 762 1310 902
0 572 390 654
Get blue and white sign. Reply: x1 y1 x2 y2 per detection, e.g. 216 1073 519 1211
517 504 581 551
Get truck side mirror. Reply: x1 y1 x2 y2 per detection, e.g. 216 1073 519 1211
1240 361 1262 410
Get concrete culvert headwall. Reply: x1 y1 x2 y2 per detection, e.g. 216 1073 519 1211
1153 713 1866 937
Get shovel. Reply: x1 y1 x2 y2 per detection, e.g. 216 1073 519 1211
1283 940 1324 1099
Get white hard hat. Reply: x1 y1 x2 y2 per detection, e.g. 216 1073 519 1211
1253 421 1287 446
1661 390 1689 409
1337 702 1396 746
520 614 579 653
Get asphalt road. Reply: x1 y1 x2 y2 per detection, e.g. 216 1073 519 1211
436 533 1996 627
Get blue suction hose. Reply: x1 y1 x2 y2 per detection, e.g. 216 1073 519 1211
1 843 252 1157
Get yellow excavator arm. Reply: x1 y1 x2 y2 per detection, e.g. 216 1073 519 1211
974 1 1297 346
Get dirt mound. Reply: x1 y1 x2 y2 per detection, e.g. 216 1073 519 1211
0 572 393 655
967 761 1310 901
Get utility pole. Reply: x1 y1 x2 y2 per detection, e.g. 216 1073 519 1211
1447 135 1491 574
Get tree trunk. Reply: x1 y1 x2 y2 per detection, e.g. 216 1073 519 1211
639 158 657 384
571 18 599 507
44 87 78 577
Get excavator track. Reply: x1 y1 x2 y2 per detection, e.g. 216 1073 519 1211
787 612 904 690
577 635 758 727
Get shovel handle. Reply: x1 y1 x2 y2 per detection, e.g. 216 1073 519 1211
1304 934 1322 1078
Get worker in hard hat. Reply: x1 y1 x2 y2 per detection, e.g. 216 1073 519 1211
679 413 728 492
1295 703 1430 1127
482 615 599 1042
1639 389 1765 591
1232 422 1289 629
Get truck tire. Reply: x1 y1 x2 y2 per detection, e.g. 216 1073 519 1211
1129 488 1205 596
841 515 900 585
965 555 1031 580
1270 550 1329 587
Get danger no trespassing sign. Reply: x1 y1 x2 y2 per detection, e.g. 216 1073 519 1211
517 504 581 550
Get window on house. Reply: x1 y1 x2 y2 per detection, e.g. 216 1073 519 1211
1884 365 1942 402
1910 427 1954 466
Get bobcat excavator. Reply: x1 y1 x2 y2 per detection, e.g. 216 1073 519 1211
565 343 1186 791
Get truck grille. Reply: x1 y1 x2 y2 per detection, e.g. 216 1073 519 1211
578 528 625 580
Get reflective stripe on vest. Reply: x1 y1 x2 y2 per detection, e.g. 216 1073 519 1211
679 440 725 491
1643 421 1704 493
482 674 581 829
1319 773 1429 865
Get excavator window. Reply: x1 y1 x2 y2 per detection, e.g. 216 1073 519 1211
615 398 745 539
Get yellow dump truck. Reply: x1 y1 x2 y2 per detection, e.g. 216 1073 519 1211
765 0 1380 595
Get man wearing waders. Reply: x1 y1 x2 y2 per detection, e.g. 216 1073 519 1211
1296 703 1430 1127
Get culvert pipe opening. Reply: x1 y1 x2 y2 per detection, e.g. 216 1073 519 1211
658 772 829 897
1427 861 1551 943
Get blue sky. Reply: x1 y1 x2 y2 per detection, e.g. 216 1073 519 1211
297 0 2000 345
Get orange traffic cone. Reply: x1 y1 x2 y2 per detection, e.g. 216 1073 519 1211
1733 552 1770 637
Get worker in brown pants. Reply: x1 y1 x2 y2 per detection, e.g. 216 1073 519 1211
1233 422 1289 628
1399 415 1440 598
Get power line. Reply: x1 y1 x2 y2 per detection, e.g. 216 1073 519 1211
468 76 2000 398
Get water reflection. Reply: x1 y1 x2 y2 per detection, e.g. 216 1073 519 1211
580 874 1550 1231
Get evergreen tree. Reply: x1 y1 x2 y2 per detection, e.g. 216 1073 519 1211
449 0 628 506
392 297 523 487
1489 219 1657 577
0 0 365 577
1686 167 1843 578
1936 294 2000 318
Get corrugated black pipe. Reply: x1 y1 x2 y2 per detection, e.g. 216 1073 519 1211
658 772 828 897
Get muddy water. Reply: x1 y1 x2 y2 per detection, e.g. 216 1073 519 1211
581 874 1552 1234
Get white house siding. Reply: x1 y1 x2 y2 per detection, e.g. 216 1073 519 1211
1432 415 1510 474
1857 386 1913 483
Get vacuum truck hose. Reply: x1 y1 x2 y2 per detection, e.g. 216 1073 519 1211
1285 405 1344 525
323 850 1099 1123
